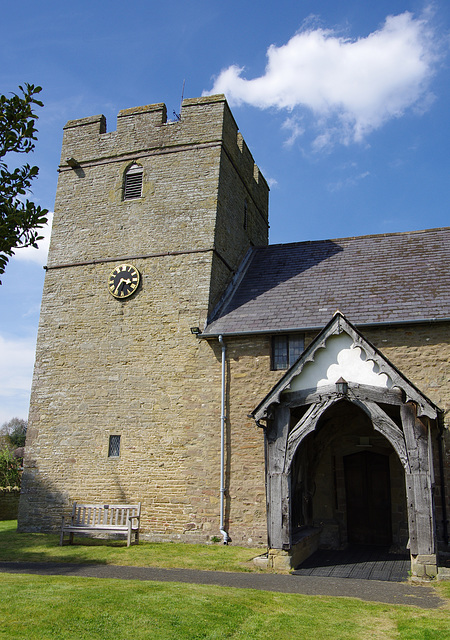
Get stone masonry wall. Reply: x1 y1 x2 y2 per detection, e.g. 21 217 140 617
18 95 270 545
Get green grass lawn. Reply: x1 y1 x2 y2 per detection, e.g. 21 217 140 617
0 573 449 640
0 520 264 572
1 520 449 639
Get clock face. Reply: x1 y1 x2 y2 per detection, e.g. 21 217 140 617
108 264 140 299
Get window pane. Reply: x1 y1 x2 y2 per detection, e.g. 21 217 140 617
272 335 288 370
288 334 304 365
108 435 121 457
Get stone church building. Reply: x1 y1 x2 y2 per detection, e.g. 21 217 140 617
18 95 449 578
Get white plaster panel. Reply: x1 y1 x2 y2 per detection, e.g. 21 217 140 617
290 333 392 391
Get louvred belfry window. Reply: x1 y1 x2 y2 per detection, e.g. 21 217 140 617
123 163 143 200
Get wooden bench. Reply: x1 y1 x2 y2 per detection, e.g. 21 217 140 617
60 502 141 547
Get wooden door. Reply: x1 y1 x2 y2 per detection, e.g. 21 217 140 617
344 451 392 546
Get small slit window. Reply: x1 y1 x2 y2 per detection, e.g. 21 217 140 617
108 435 121 457
243 200 248 230
123 163 143 200
271 334 304 370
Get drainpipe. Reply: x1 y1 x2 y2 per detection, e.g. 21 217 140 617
218 335 229 544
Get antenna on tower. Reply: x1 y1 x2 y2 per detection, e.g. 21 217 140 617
173 79 185 121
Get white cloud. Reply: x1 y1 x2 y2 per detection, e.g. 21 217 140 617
328 171 371 192
0 334 36 424
266 176 279 189
282 115 305 147
11 211 53 266
206 11 439 147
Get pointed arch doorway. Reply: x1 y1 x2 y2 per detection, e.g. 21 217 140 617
289 398 405 551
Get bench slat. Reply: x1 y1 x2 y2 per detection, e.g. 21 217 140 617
64 525 130 532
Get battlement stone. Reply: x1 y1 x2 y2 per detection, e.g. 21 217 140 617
117 103 168 130
59 94 268 214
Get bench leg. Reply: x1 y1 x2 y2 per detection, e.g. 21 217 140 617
60 517 65 546
69 532 74 545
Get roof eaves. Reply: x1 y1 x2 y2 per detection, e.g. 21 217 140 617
200 316 450 339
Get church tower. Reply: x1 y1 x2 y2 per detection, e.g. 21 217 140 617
19 95 269 538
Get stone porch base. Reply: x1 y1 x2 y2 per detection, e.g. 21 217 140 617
254 527 321 571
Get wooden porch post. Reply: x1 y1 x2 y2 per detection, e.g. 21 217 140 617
266 404 291 549
401 403 437 578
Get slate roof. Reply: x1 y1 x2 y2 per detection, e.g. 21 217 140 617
204 227 450 336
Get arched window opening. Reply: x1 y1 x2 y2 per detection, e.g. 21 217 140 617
123 163 143 200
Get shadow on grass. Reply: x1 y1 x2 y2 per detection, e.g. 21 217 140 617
0 519 130 565
0 520 264 573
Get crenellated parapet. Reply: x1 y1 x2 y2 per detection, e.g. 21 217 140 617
60 94 268 217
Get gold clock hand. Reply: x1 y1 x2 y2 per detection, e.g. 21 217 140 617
114 278 126 296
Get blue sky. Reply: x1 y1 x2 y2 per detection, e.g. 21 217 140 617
1 0 449 424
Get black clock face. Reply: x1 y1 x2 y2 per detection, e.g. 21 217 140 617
108 264 140 299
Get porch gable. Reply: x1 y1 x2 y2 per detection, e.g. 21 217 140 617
251 312 439 423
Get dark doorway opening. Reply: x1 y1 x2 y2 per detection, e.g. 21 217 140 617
344 451 392 546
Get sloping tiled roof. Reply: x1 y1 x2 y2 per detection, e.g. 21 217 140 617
204 227 450 335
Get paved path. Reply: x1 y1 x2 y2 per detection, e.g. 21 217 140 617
0 561 444 609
